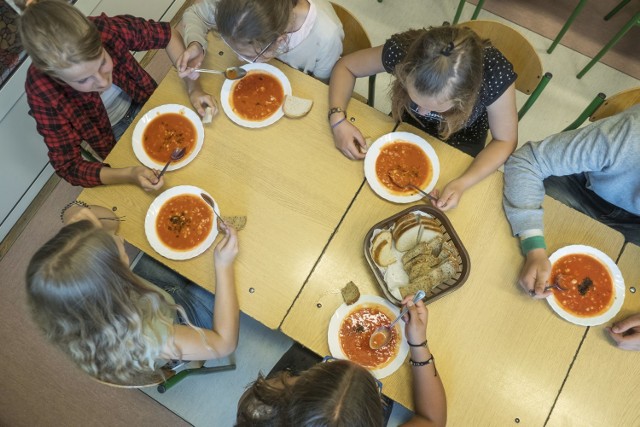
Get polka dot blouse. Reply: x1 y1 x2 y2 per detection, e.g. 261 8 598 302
382 35 517 157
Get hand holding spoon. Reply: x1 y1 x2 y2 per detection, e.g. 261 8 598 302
200 192 227 228
369 290 426 350
387 171 438 202
155 147 187 182
191 66 247 80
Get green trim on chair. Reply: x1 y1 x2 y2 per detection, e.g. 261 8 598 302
604 0 631 21
80 146 100 163
518 72 552 121
157 363 236 393
562 93 606 132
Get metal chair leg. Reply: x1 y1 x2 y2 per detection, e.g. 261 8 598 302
517 72 553 121
577 12 640 79
367 75 376 107
157 363 237 393
547 0 588 54
604 0 631 20
562 93 606 132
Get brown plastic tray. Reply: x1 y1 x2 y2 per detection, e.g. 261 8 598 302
363 205 471 306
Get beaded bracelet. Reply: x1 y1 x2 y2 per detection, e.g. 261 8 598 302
331 117 347 129
409 355 434 367
407 339 428 347
59 200 89 223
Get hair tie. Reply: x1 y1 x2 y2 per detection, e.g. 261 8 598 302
440 41 455 57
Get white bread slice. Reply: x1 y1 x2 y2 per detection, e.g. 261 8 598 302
371 230 396 267
202 106 214 124
283 95 313 118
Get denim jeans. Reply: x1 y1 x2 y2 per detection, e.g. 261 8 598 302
112 102 143 142
132 254 215 329
544 173 640 245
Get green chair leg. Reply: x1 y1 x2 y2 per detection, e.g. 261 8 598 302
518 72 552 121
562 93 606 132
471 0 486 20
367 75 376 107
577 12 640 79
453 0 466 25
547 0 588 54
452 0 485 25
604 0 631 20
80 146 100 163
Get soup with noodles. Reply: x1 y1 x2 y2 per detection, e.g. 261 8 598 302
143 113 196 163
376 141 432 194
156 194 213 251
231 71 284 121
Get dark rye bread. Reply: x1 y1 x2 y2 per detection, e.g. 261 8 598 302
341 281 361 305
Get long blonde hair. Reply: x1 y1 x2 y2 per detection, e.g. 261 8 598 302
26 220 177 386
390 26 487 140
16 0 102 75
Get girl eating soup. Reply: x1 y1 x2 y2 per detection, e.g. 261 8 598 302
329 25 518 211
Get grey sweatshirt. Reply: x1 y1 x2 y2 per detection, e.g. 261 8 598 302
503 104 640 236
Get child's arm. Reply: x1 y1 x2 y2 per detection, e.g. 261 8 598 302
434 83 518 211
400 297 447 427
164 225 240 360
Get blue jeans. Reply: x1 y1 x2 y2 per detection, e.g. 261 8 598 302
132 254 215 329
544 173 640 245
112 102 143 142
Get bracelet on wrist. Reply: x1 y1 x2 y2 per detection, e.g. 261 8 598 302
520 235 546 255
407 339 428 347
60 200 90 223
328 107 346 120
330 117 347 130
409 354 434 367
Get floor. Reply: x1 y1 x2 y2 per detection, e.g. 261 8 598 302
1 0 637 426
137 1 638 426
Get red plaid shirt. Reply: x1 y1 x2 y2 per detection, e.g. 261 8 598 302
25 14 171 187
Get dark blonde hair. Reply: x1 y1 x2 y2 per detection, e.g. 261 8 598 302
26 220 178 386
16 0 102 75
237 360 384 426
390 25 487 140
215 0 298 54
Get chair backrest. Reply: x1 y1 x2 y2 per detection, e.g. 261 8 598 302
458 20 543 95
330 2 372 55
591 86 640 121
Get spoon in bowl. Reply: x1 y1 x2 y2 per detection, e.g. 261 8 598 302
155 147 187 182
369 290 426 350
387 171 438 202
191 66 247 80
200 192 227 228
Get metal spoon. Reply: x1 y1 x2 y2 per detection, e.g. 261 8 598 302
191 66 247 80
369 290 426 350
155 147 187 181
200 192 227 228
529 275 567 297
387 171 438 202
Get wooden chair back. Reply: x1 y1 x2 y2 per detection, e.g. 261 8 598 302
591 86 640 121
330 2 376 106
459 20 543 95
330 2 372 55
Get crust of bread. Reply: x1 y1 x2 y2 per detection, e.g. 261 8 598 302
371 230 396 267
283 95 313 118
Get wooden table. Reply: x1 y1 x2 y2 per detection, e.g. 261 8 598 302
547 243 640 427
79 36 395 329
281 122 626 425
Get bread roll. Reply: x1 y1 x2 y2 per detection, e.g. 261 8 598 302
283 95 313 118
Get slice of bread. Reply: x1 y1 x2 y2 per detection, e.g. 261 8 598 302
283 95 313 118
341 281 360 305
371 230 396 267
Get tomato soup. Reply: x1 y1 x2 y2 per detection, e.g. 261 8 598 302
231 71 284 121
551 254 614 317
143 113 196 163
156 194 213 251
338 305 399 369
376 141 432 194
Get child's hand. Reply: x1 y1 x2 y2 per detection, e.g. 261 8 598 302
434 178 466 211
189 89 218 118
214 224 239 268
332 120 366 160
132 166 164 191
401 294 429 345
176 42 205 80
607 314 640 351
